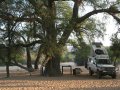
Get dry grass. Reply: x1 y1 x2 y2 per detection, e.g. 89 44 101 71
0 66 120 90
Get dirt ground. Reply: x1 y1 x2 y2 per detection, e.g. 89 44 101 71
0 66 120 90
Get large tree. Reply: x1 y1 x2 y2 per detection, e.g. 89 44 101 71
0 0 120 77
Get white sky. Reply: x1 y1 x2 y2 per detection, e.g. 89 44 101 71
93 14 119 46
100 17 118 46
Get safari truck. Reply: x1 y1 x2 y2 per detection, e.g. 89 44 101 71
86 42 116 79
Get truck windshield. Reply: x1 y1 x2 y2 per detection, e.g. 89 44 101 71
97 59 111 64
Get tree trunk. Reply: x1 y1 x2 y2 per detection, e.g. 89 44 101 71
34 46 41 69
34 56 40 69
6 22 11 77
6 46 11 77
44 54 61 76
26 47 33 71
6 62 10 77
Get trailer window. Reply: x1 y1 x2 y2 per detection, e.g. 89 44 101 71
95 49 104 55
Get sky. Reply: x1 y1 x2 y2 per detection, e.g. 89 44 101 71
100 18 118 46
94 14 119 46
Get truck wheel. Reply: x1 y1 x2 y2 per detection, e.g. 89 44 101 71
97 71 102 79
85 61 87 68
112 74 116 79
89 69 93 76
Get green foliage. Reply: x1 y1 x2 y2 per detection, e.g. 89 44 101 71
14 54 25 64
0 44 7 64
0 60 5 66
110 30 120 62
109 5 119 12
76 18 106 40
55 1 73 38
61 52 75 62
70 37 90 66
74 44 90 66
56 1 72 19
0 44 25 65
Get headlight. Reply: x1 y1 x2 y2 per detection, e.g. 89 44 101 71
115 67 119 71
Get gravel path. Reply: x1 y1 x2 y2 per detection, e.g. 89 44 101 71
0 64 120 90
0 75 120 90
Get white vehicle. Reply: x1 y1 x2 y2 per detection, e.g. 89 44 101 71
86 42 116 79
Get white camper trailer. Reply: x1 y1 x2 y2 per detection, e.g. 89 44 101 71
86 42 116 79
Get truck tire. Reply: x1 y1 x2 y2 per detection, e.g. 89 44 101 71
85 61 87 68
97 71 102 79
89 69 93 76
112 74 116 79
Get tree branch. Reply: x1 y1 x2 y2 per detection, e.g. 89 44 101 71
58 0 81 45
0 14 42 22
13 40 42 47
0 0 5 3
27 0 37 7
0 28 6 32
58 8 120 46
77 9 120 23
0 11 42 23
110 14 120 24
